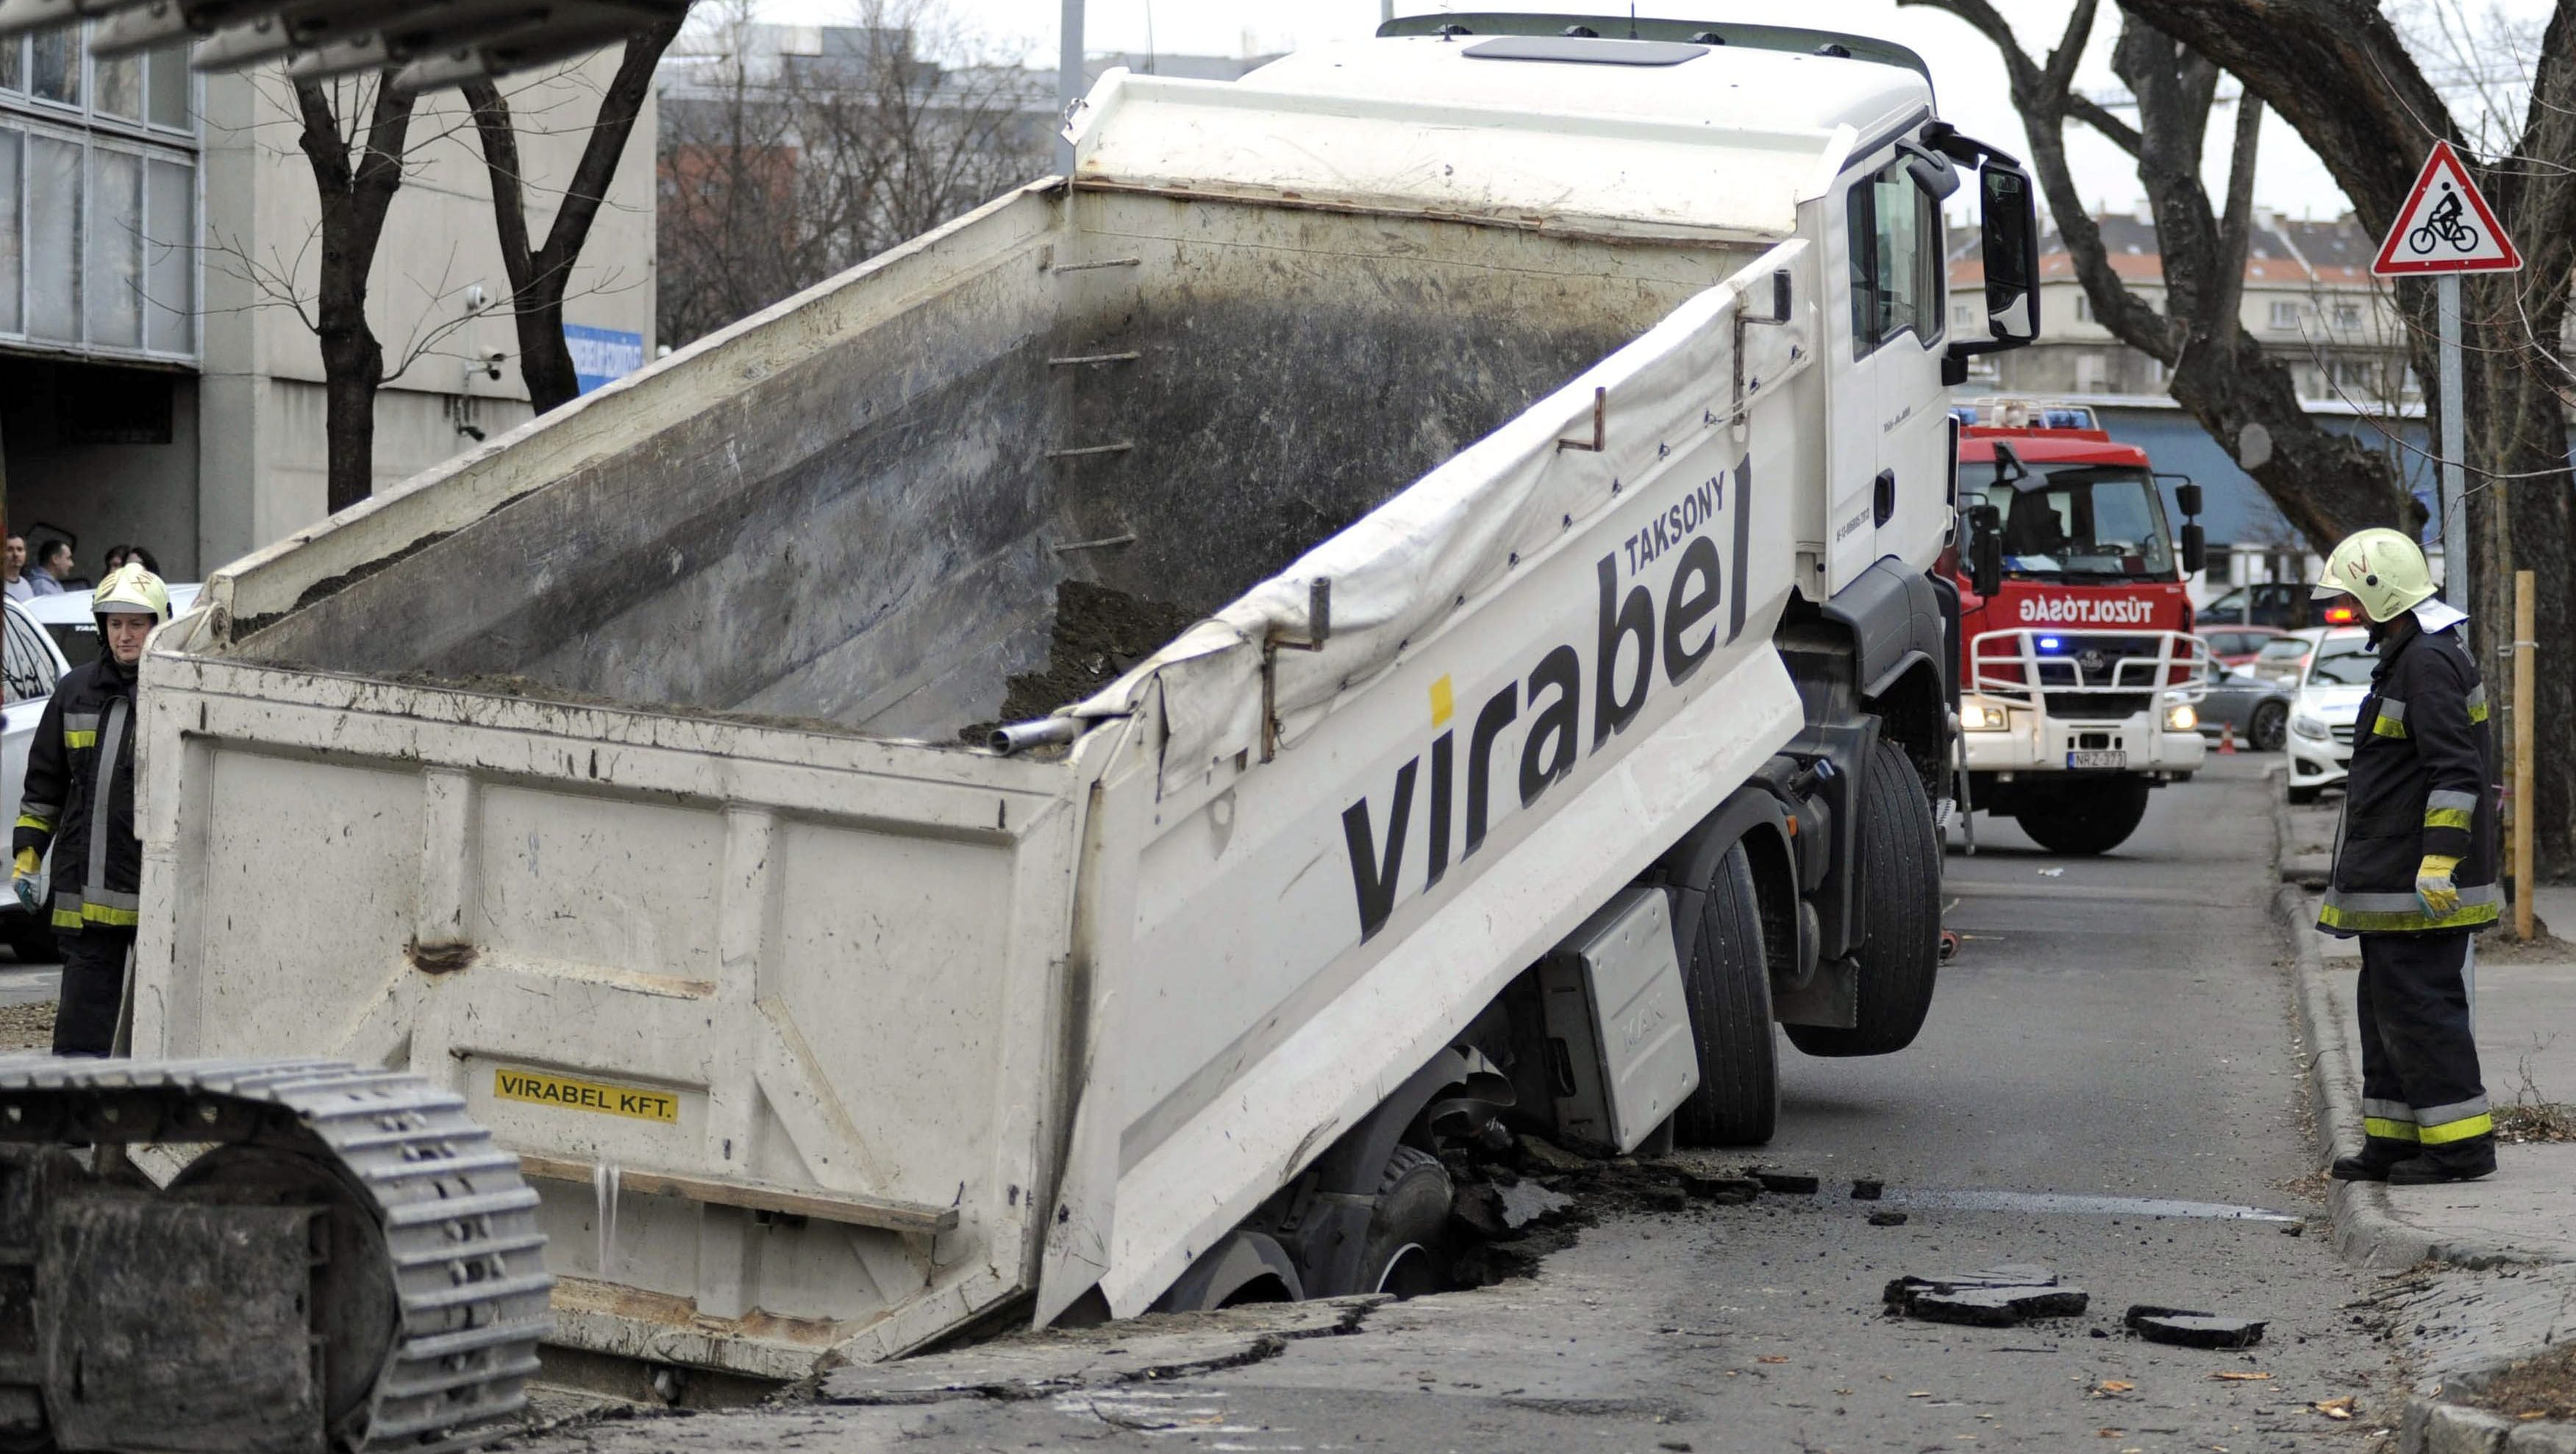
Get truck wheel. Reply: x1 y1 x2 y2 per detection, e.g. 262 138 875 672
1358 1146 1452 1299
2249 702 2288 753
2013 778 2152 856
3 916 55 963
1786 740 1940 1059
1674 841 1777 1146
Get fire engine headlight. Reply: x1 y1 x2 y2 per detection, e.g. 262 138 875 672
2292 714 2331 741
2164 703 2198 732
1960 703 2009 732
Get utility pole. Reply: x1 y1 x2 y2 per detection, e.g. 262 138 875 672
1057 0 1084 175
2437 271 2468 630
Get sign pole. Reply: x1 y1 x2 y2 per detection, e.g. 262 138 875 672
2513 570 2536 940
2438 272 2469 627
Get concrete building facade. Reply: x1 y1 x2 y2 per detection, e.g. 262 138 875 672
1 36 656 583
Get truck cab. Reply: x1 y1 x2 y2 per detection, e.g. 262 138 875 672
1951 402 2210 854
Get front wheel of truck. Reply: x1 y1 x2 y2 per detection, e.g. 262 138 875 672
2012 777 2152 856
1785 739 1941 1059
1674 841 1778 1146
1359 1146 1454 1298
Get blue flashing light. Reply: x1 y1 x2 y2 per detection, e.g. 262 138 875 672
2038 635 2063 651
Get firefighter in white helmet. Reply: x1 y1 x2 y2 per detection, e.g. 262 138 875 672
2311 528 2500 1185
10 563 170 1055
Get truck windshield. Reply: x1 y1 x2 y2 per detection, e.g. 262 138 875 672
1963 463 2176 580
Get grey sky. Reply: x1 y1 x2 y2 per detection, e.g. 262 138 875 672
757 0 2544 235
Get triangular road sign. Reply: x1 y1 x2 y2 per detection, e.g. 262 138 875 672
2374 141 2522 274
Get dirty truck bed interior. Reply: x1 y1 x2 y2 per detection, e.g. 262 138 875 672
232 188 1748 738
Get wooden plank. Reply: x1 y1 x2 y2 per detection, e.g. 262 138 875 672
515 1153 957 1236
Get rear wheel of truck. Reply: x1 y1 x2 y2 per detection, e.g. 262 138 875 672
1786 739 1941 1059
2013 777 2152 856
1674 841 1777 1146
1360 1145 1453 1298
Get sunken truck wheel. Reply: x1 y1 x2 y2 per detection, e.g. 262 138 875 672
1786 739 1941 1059
1359 1145 1454 1298
1674 840 1779 1146
2013 777 2152 857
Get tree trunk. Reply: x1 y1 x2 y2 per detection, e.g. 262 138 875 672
463 24 679 417
293 75 415 515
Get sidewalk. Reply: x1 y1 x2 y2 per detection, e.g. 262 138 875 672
2278 781 2576 1450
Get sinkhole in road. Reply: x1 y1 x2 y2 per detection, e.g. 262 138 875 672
1883 1188 2299 1222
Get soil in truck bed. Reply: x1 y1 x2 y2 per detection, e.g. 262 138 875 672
965 580 1202 741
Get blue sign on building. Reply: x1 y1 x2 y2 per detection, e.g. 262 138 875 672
563 324 646 395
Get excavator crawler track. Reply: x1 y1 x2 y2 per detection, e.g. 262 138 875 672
0 1058 552 1453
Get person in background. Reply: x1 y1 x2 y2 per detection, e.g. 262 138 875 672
101 546 129 574
123 546 160 575
12 564 171 1055
27 539 71 596
3 536 28 603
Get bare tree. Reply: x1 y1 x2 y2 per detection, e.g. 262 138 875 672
461 21 683 414
1902 0 2415 549
2099 0 2576 876
654 0 1049 347
292 72 419 515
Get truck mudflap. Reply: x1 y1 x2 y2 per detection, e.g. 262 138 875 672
0 1058 551 1453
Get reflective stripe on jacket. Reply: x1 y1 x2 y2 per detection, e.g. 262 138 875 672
11 657 143 932
2318 619 2500 936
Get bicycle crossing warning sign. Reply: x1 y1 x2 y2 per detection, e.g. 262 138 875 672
2373 140 2521 274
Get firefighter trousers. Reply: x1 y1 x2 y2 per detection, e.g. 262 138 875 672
51 927 133 1058
2355 930 2494 1169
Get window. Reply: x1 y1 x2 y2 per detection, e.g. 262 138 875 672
2269 300 2302 329
2074 293 2094 322
2 606 59 706
1847 160 1943 355
2333 302 2361 330
0 31 198 360
1952 300 1976 330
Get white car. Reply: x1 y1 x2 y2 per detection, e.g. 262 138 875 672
1 596 74 959
21 583 201 669
2286 627 2376 804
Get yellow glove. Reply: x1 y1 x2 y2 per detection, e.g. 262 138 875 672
10 848 38 913
2416 853 2462 917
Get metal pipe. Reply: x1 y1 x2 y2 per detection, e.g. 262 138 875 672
2512 569 2536 940
991 717 1085 755
2438 272 2469 641
1057 0 1084 175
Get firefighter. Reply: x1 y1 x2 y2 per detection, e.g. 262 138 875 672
10 563 169 1056
2312 528 2500 1185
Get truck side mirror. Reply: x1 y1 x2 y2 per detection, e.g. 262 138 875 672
1975 162 2040 344
2174 481 2204 518
1898 140 1959 202
2180 523 2207 577
1965 503 2003 599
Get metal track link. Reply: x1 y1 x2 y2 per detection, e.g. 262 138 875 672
0 1057 552 1452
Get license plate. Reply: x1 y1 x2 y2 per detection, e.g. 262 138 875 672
2067 749 2127 770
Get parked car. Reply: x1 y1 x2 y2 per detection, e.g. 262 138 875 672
2196 666 2294 751
2248 628 2327 688
22 583 201 668
2286 627 2376 803
2199 624 2287 669
2198 583 2362 632
1 597 71 960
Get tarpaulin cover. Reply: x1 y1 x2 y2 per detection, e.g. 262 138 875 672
1068 240 1814 794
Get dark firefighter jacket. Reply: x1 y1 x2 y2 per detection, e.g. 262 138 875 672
2318 616 2501 936
13 655 142 933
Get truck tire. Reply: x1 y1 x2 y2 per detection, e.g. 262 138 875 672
1358 1146 1452 1298
3 916 55 963
1786 739 1941 1059
2013 777 2152 856
1674 841 1777 1146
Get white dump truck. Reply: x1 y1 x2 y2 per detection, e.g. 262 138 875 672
126 15 2039 1385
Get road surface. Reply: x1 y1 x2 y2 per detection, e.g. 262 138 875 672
523 757 2400 1453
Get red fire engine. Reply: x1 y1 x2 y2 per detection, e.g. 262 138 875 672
1949 402 2213 855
